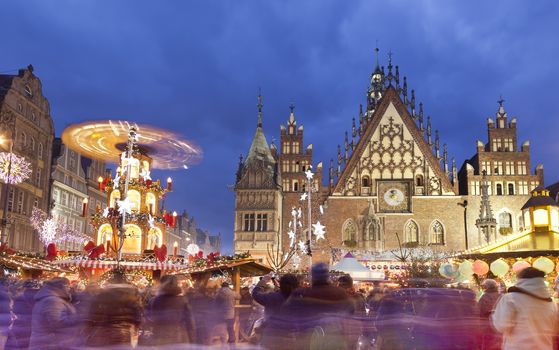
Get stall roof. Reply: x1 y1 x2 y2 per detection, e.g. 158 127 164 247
0 254 69 273
189 259 273 277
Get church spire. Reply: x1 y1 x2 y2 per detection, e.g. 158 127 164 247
257 90 263 128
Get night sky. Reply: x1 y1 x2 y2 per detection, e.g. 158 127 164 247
2 1 558 253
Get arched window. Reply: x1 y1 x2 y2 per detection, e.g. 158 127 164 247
430 220 445 245
146 193 156 214
508 183 514 195
30 137 35 151
342 219 357 244
128 190 141 212
404 220 419 245
362 176 370 188
38 143 43 160
496 184 503 195
293 181 299 192
19 132 26 147
109 190 121 208
416 174 424 187
499 212 513 235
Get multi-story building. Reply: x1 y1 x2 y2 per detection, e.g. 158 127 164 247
234 51 546 263
166 210 221 256
50 138 109 250
0 65 54 251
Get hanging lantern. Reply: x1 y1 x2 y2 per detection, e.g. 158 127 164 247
512 260 531 273
458 260 474 276
472 260 489 276
490 259 510 277
533 257 554 274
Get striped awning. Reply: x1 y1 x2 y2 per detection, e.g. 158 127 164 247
54 259 191 271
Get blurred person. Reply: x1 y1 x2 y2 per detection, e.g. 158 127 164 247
146 275 195 345
216 281 241 344
282 263 353 350
0 278 11 347
492 267 558 350
84 269 143 347
366 282 384 316
338 274 367 350
28 278 77 350
478 279 501 350
188 274 215 345
7 279 40 349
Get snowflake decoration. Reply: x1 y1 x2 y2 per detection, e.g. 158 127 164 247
40 218 58 244
0 152 31 185
187 243 200 256
300 192 308 201
297 240 306 252
117 197 132 215
312 221 326 240
113 173 121 189
30 207 47 231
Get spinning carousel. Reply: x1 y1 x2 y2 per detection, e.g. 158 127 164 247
57 120 202 271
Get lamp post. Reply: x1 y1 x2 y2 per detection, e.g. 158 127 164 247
0 137 14 246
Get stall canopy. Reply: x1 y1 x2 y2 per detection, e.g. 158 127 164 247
0 254 69 273
332 252 383 281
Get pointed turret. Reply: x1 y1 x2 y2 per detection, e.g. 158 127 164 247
418 102 424 131
476 170 498 244
246 93 275 165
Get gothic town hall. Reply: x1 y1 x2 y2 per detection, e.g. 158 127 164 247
233 51 543 264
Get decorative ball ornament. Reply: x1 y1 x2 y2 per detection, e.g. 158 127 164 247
512 260 531 273
458 260 474 276
490 259 510 277
186 244 200 256
472 260 490 276
533 257 555 274
439 263 459 279
0 152 31 184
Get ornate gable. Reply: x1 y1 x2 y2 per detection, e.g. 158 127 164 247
235 160 278 190
333 87 455 196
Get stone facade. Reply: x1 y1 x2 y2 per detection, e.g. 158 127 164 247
50 138 109 251
0 66 54 251
234 54 546 264
165 211 221 256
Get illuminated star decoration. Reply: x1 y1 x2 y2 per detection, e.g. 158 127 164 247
305 169 314 181
288 230 296 247
139 167 151 182
0 152 31 185
113 173 121 189
148 214 155 229
297 240 306 252
102 207 110 218
117 197 132 216
312 221 326 240
300 192 308 201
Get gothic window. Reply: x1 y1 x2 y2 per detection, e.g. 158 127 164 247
38 143 43 160
499 212 513 235
362 176 370 188
508 183 515 195
256 214 268 232
30 137 35 151
342 219 357 243
430 220 445 245
243 213 255 231
293 181 299 192
283 142 290 154
415 174 424 187
404 220 419 245
496 183 503 195
294 161 300 173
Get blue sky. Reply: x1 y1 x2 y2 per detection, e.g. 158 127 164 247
2 1 558 253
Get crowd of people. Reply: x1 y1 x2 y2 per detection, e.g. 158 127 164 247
0 263 555 349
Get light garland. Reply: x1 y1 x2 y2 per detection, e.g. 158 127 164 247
31 208 91 245
0 152 31 184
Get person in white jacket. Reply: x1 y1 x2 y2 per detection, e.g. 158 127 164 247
492 267 558 350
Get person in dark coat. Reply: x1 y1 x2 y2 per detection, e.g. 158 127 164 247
147 275 195 345
282 263 353 350
187 278 215 346
0 279 12 346
478 279 501 350
28 278 77 350
7 280 39 349
84 270 143 347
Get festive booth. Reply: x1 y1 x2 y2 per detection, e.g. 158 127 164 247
331 252 383 281
0 253 69 278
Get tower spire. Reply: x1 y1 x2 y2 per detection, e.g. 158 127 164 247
426 115 432 145
257 89 263 128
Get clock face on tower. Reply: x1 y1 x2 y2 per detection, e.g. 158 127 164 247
377 181 412 213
